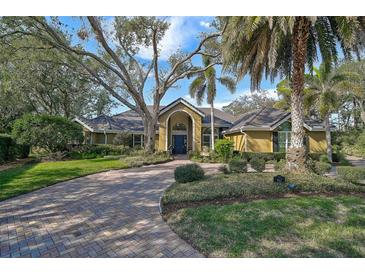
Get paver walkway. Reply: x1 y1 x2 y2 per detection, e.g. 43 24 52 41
0 160 220 258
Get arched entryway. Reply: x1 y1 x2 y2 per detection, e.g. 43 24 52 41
166 110 195 154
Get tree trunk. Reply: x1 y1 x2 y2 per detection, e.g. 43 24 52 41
324 113 333 163
143 115 157 154
286 17 310 172
353 98 359 128
210 102 215 150
360 102 365 125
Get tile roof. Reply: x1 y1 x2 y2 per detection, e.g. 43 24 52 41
76 100 325 134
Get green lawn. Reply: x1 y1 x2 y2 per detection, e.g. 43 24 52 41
162 172 365 206
0 154 170 201
165 195 365 257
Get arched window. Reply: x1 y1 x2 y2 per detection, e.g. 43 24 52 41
202 128 219 147
172 123 187 131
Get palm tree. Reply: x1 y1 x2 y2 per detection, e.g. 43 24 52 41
338 60 365 126
276 65 348 162
221 16 365 171
305 65 350 162
189 56 236 150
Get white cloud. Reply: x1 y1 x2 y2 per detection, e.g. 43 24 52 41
138 17 198 61
199 21 211 28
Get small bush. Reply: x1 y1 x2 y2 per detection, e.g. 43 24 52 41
314 161 332 175
174 164 205 183
250 156 266 172
319 154 330 163
337 166 365 183
274 159 286 171
228 158 247 173
0 134 30 163
214 139 234 163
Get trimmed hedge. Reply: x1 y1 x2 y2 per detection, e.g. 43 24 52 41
174 164 205 183
229 158 247 173
250 156 266 172
68 144 133 159
0 134 30 163
337 166 365 183
241 152 286 162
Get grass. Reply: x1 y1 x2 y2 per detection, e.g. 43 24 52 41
165 195 365 257
162 172 365 206
0 154 170 201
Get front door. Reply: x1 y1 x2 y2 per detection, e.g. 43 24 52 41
173 135 187 154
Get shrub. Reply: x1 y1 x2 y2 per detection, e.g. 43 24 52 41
0 134 30 163
174 164 205 183
188 151 203 162
113 132 132 146
69 144 131 159
214 139 234 163
337 166 365 183
228 158 247 173
241 152 286 162
314 161 332 175
250 156 266 172
12 114 83 153
319 154 330 163
274 159 286 171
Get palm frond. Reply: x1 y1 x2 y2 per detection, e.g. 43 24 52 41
217 76 236 93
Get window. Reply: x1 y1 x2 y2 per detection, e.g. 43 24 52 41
202 128 219 147
133 134 144 147
277 131 291 152
273 121 291 152
172 123 187 131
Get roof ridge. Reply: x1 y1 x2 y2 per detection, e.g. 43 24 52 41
242 107 266 126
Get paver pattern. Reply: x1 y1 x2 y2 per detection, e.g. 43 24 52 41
0 160 220 258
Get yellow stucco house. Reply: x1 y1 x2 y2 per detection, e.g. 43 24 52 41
75 97 328 154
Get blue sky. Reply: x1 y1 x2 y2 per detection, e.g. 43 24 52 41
60 16 280 114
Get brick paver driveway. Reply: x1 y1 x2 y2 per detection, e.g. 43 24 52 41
0 160 220 258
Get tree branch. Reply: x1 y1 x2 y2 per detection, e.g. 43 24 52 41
164 31 222 87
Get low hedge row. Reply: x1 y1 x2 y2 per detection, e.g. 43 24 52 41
238 152 286 162
0 134 30 163
68 144 137 159
337 166 365 183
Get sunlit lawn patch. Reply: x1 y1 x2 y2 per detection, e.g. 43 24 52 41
165 195 365 257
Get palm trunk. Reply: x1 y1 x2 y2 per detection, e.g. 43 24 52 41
286 17 310 172
210 102 215 150
324 113 333 162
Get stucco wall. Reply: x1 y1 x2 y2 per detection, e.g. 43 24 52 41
307 131 327 153
226 133 245 151
158 102 202 151
246 131 273 152
225 130 327 153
